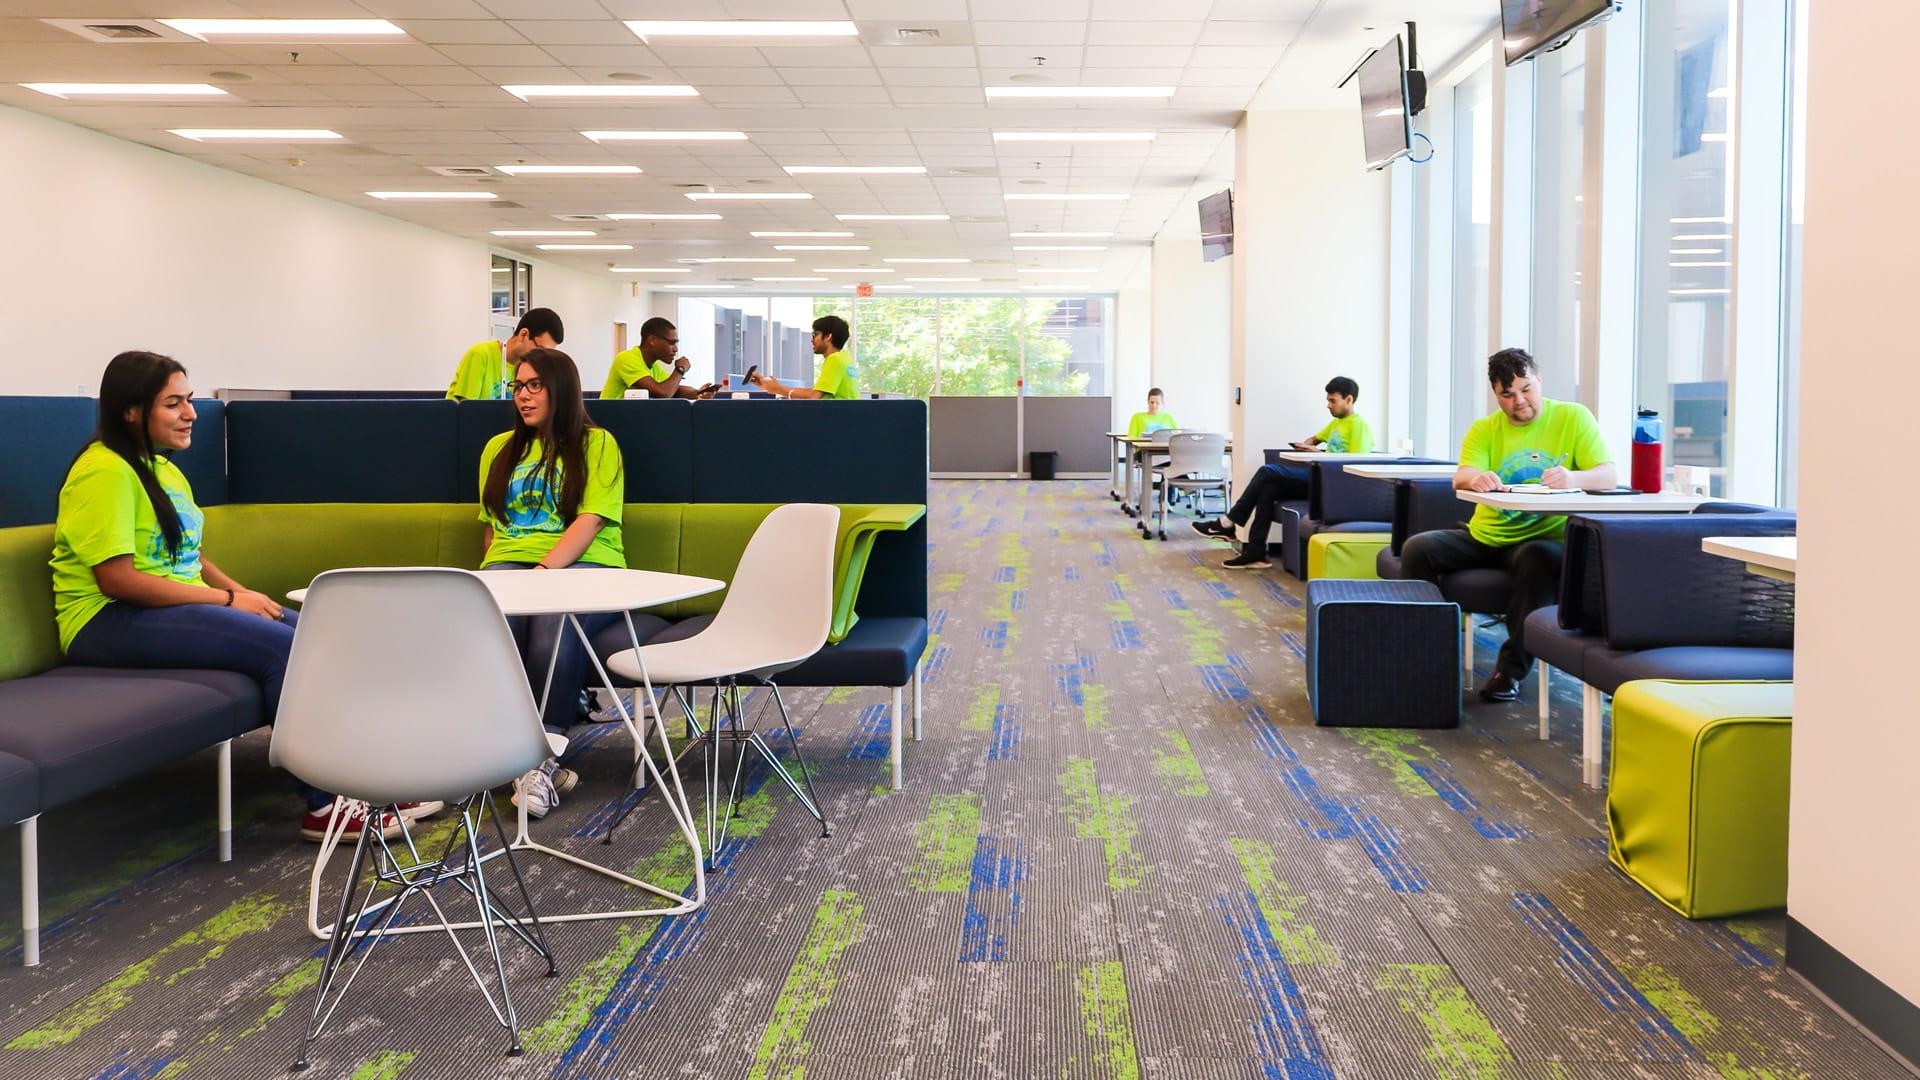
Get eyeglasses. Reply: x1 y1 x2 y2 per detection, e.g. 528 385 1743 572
508 379 546 396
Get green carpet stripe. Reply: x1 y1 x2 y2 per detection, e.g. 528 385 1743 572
908 794 983 893
1060 758 1147 891
748 889 864 1080
348 1050 416 1080
1345 729 1442 798
1151 730 1210 796
1623 963 1813 1080
1376 963 1515 1080
1077 960 1141 1080
1228 837 1335 966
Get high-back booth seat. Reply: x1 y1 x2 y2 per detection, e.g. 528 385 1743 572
1375 476 1473 581
0 396 929 966
1277 458 1447 579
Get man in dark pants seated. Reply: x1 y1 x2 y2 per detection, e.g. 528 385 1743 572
1192 376 1373 569
1402 348 1616 702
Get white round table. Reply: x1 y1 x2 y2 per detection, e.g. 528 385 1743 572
290 566 725 930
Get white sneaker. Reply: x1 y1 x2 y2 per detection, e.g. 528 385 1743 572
588 689 633 723
511 760 580 819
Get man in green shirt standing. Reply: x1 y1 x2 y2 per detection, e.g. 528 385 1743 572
1192 376 1374 569
446 307 564 401
602 317 713 399
752 315 859 399
1403 348 1616 702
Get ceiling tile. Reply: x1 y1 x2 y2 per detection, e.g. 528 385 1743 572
1195 21 1304 46
476 0 608 17
1081 45 1184 67
430 43 558 65
720 0 853 16
696 84 800 104
379 65 491 84
324 43 461 65
596 0 730 15
1178 66 1270 87
845 0 967 16
1085 21 1201 46
790 85 894 105
1188 45 1285 67
878 67 979 87
868 45 975 68
670 65 788 85
539 43 665 66
972 22 1087 46
779 66 882 86
505 20 642 46
978 45 1082 68
361 0 497 15
319 84 431 103
398 19 529 44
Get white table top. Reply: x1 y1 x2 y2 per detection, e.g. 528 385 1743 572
1271 450 1395 463
1458 489 1713 514
1344 463 1461 480
288 567 725 616
1702 536 1797 575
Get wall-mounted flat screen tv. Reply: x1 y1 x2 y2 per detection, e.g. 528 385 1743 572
1502 0 1615 66
1198 188 1233 262
1356 35 1412 170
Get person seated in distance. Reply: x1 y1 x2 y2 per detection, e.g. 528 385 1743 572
1400 347 1616 702
602 316 716 400
749 315 860 399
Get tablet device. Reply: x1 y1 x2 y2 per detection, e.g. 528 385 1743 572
742 365 759 386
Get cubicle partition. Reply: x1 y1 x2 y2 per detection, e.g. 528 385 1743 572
0 396 228 528
928 395 1111 479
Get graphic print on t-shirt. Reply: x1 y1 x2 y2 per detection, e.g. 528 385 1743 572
502 458 561 534
141 482 205 579
1493 449 1566 523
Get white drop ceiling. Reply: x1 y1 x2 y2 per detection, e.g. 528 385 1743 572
0 1 1495 292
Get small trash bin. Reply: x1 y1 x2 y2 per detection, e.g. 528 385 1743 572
1028 451 1058 481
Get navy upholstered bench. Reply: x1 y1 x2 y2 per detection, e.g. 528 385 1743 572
1305 579 1461 728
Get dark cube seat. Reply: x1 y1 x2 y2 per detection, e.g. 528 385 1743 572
1306 579 1461 728
1524 605 1598 681
0 671 252 810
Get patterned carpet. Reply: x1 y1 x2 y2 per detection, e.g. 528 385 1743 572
0 479 1905 1080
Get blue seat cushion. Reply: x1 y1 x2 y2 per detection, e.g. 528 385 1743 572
0 752 37 825
585 613 678 685
1587 646 1795 697
591 614 927 689
1439 568 1513 615
0 672 247 810
1524 606 1598 681
1323 520 1390 533
40 666 265 736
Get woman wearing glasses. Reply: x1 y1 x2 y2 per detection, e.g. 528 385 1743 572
478 348 627 818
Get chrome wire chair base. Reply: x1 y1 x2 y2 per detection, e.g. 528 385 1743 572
292 794 556 1072
603 681 829 866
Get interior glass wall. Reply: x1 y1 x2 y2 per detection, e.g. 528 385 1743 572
1452 64 1495 443
1535 38 1588 402
1641 0 1736 494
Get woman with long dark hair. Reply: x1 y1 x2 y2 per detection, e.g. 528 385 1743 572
478 347 626 818
51 352 428 842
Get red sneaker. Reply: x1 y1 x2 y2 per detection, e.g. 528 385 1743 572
394 801 445 820
301 802 405 843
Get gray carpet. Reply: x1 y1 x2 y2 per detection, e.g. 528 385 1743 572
0 479 1903 1079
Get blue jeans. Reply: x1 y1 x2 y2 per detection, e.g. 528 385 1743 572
481 560 620 735
67 602 331 811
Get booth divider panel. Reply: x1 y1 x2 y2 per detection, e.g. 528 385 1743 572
227 401 459 503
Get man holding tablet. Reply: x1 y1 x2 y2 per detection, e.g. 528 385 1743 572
752 316 859 399
1402 348 1616 702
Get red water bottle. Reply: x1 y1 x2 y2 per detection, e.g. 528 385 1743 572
1630 409 1663 493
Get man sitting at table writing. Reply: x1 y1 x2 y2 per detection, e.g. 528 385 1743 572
1402 348 1616 702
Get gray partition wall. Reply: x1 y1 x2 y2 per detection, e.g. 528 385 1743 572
1024 396 1113 474
930 395 1111 477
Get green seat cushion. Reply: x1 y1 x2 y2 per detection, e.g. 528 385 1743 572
1606 680 1793 919
0 525 59 681
1306 531 1390 581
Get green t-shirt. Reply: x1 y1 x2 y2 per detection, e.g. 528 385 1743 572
1126 411 1177 439
50 443 207 651
813 350 859 399
1314 413 1374 453
1459 398 1613 546
602 348 674 399
447 340 511 401
477 428 627 567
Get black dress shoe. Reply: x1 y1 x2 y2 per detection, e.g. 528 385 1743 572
1478 673 1521 703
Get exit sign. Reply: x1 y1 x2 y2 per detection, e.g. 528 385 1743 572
855 282 873 298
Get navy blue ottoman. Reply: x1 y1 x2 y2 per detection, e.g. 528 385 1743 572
1305 579 1461 728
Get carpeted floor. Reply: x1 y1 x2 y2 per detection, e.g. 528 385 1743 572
0 479 1904 1079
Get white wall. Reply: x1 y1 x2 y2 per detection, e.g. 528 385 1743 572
1230 108 1390 483
1787 0 1920 1011
1113 256 1153 426
0 105 648 397
1149 197 1232 434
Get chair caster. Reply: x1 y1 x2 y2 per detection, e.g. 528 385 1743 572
508 1043 524 1057
291 1059 310 1073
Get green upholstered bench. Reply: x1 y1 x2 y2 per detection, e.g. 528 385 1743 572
1606 680 1793 919
1305 531 1391 581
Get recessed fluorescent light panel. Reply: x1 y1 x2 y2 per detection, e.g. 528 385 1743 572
605 212 723 221
883 257 970 264
493 229 596 237
1017 267 1098 274
158 18 405 42
365 191 497 200
581 130 746 142
537 244 632 251
1014 245 1107 251
751 230 854 238
169 128 342 141
495 164 642 176
625 20 858 42
782 165 928 175
502 85 698 100
1021 283 1094 289
835 213 949 221
684 192 814 201
21 83 225 98
610 267 690 273
985 86 1173 99
1011 231 1113 238
815 267 893 274
664 283 733 289
844 284 913 290
754 277 829 282
775 245 869 251
992 131 1157 142
904 277 981 283
684 257 794 263
1005 193 1128 202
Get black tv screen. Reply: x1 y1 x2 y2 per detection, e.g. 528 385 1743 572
1356 36 1411 170
1198 188 1233 262
1502 0 1614 66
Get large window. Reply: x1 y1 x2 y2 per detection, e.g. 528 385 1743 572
1641 0 1735 494
1535 37 1588 401
1452 64 1494 442
1780 0 1808 507
679 294 1113 400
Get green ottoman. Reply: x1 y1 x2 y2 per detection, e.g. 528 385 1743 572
1306 531 1390 581
1606 680 1793 919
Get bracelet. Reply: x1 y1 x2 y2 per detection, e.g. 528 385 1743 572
223 588 234 607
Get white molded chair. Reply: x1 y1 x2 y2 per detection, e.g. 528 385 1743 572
606 503 838 867
271 567 556 1069
1146 432 1230 541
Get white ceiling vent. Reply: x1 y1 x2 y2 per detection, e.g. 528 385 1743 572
858 21 974 46
553 213 610 222
426 165 495 177
43 19 200 43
